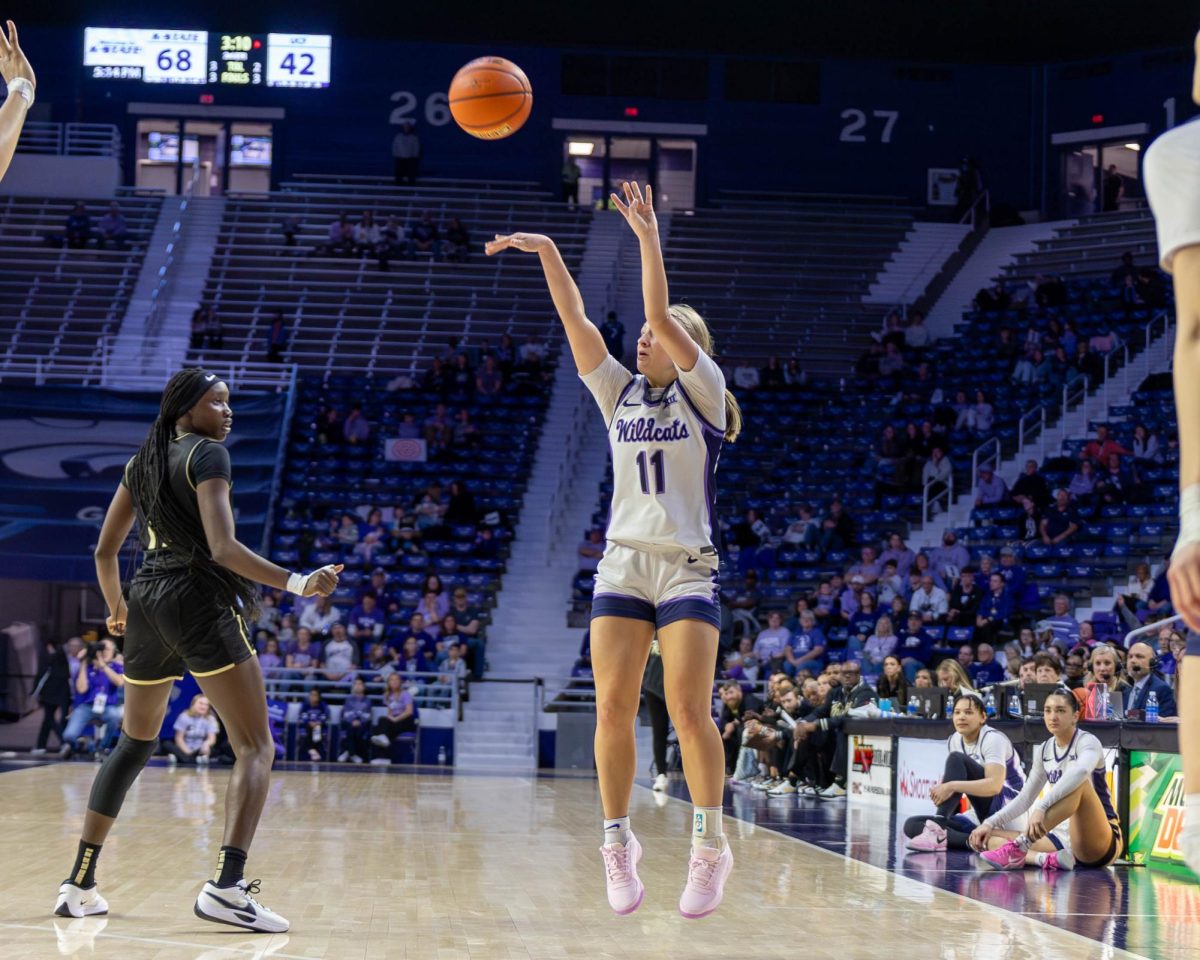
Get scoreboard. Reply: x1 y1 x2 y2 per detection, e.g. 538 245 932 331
83 27 332 89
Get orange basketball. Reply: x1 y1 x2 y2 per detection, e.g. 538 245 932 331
448 56 533 140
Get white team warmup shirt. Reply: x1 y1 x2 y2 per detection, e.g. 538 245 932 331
1145 115 1200 273
581 349 726 555
947 726 1026 820
984 729 1118 831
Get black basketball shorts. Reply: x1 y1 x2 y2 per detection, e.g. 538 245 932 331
122 575 256 685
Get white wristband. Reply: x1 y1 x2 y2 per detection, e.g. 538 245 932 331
1179 484 1200 547
286 571 308 596
7 78 33 107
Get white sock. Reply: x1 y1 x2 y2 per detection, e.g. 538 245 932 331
1033 852 1049 867
603 815 631 846
1014 834 1031 852
692 806 724 850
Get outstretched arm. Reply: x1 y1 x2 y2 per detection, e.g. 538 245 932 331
485 232 607 374
0 22 34 183
611 180 699 372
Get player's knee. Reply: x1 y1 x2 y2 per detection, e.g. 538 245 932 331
670 702 714 741
595 697 637 730
229 732 275 766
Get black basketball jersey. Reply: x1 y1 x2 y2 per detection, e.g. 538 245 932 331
121 433 233 578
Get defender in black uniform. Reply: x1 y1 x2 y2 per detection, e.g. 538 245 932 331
55 368 341 933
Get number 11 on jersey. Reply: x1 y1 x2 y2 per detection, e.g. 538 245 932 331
636 450 665 495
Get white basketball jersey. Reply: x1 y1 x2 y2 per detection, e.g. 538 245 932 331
581 351 726 554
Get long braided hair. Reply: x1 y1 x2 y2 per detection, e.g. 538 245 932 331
125 369 260 618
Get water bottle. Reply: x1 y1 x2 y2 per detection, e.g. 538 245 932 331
878 697 892 715
1145 692 1159 724
1008 692 1022 719
944 698 954 719
907 695 920 718
984 691 997 719
437 745 447 765
1097 685 1110 721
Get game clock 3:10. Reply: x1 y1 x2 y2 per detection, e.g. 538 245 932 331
210 34 265 86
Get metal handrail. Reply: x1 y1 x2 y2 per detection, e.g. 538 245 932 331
258 666 462 714
970 436 1002 490
959 188 991 230
16 122 121 158
143 157 203 349
1122 614 1185 649
922 461 953 526
0 350 295 392
1018 406 1048 464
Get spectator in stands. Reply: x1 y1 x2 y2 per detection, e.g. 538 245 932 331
812 579 840 623
877 560 905 607
561 155 582 204
1040 488 1082 545
1131 423 1162 465
911 574 949 624
947 568 983 625
443 217 471 263
347 592 385 649
975 465 1008 506
1041 595 1081 650
391 120 420 185
753 611 792 674
880 533 916 579
878 341 905 382
577 527 604 580
974 282 1010 313
897 612 932 678
322 214 354 256
847 545 882 592
446 354 475 404
298 688 330 761
203 307 224 350
786 610 826 676
968 642 1006 687
300 595 341 637
266 311 288 364
95 202 128 248
1017 498 1043 549
975 573 1013 647
1069 341 1104 386
874 424 906 487
1115 562 1155 616
1088 322 1120 356
316 406 342 446
761 355 785 389
727 570 763 640
380 216 410 261
969 390 995 437
921 447 952 515
782 504 819 547
856 341 884 381
904 311 931 355
784 358 806 385
1012 459 1051 510
847 589 880 648
370 673 416 763
63 201 91 249
1109 250 1137 287
343 405 371 446
412 211 440 256
285 631 321 690
997 546 1026 595
353 210 390 270
1084 424 1128 465
1102 164 1125 212
449 588 486 679
1095 451 1138 505
473 355 504 398
422 573 451 619
818 499 855 554
280 213 301 247
598 311 624 361
1067 459 1098 504
862 616 899 680
995 326 1019 371
1136 267 1168 308
912 551 948 591
954 155 983 222
733 359 760 391
189 306 205 350
337 677 373 763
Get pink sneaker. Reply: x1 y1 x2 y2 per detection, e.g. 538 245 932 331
1041 849 1075 871
977 839 1026 871
905 820 947 853
599 835 644 916
679 843 734 919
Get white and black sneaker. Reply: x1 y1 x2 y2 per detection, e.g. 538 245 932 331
195 879 289 933
54 882 109 918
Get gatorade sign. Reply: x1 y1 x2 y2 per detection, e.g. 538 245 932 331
1129 751 1197 876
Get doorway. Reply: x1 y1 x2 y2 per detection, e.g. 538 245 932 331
134 117 274 195
1052 123 1148 218
561 135 697 212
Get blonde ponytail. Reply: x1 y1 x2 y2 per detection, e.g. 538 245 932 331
667 303 742 443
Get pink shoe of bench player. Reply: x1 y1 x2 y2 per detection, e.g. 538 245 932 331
599 835 644 916
905 820 947 853
977 839 1027 871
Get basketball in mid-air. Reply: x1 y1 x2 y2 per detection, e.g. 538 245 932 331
448 57 533 140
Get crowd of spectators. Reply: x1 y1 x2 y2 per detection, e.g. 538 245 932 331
50 201 131 249
305 209 471 269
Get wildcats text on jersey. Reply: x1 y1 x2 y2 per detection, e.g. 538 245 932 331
614 417 691 443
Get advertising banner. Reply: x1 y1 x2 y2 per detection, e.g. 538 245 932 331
1129 751 1197 877
895 737 947 825
847 734 893 808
